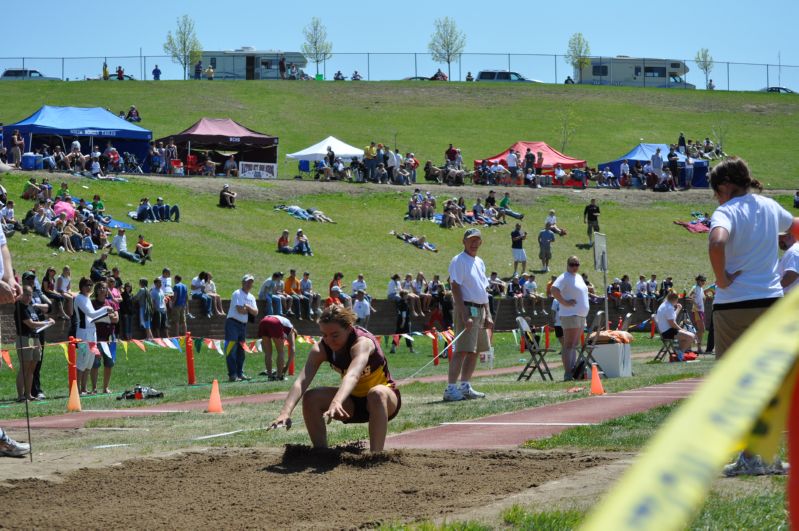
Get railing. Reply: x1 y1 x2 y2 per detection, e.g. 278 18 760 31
0 53 796 92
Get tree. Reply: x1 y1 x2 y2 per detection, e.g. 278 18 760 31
301 17 333 76
163 15 202 80
565 33 591 83
695 48 715 90
428 17 466 80
558 108 577 153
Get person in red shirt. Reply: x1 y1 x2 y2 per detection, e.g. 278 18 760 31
136 235 152 262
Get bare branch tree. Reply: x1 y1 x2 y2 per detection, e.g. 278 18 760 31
565 33 591 83
695 48 715 90
301 17 333 77
428 17 466 80
163 15 202 80
558 108 577 153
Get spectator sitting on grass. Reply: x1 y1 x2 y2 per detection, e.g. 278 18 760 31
219 184 237 208
21 177 41 200
136 197 157 222
154 197 180 222
135 235 153 263
277 229 292 253
545 209 567 236
110 229 143 263
294 229 313 256
0 201 27 235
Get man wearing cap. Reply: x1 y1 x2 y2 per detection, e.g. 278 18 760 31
444 228 492 402
779 230 799 293
225 274 259 382
110 229 143 264
510 223 528 277
153 197 180 223
219 184 237 208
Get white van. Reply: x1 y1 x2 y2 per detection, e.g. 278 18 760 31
577 57 695 89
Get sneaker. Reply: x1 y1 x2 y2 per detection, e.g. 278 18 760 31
187 313 196 319
258 370 270 376
229 376 241 382
459 383 486 399
723 453 767 477
239 374 251 381
0 433 30 458
443 386 465 402
541 310 548 316
768 457 789 475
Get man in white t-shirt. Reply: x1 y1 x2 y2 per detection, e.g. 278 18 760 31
779 231 799 293
351 274 368 296
110 229 143 263
225 274 259 382
352 290 372 327
655 292 695 354
550 256 589 380
506 151 518 181
444 228 492 402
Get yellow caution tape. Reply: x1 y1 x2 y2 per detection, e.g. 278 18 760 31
582 288 799 531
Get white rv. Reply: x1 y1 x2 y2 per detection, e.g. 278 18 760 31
201 47 308 80
576 56 695 89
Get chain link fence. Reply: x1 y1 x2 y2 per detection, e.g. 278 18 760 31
0 53 796 92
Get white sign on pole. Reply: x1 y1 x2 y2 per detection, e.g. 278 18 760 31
593 232 608 272
239 161 277 179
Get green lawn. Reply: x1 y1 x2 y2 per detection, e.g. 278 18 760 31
1 80 798 187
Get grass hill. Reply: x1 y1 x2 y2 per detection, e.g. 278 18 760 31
0 80 797 187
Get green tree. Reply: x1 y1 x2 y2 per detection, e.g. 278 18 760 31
695 48 715 89
163 15 203 80
565 33 591 83
301 17 333 77
428 17 466 80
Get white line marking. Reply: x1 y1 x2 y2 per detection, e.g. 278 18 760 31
82 409 186 414
193 429 245 440
92 443 132 449
441 422 597 427
596 395 687 399
84 427 151 431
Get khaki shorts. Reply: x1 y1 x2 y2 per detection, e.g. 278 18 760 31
713 306 770 359
453 304 491 354
172 306 187 328
560 315 586 330
16 336 42 363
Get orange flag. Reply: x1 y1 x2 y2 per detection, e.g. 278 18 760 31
131 339 146 351
1 350 12 369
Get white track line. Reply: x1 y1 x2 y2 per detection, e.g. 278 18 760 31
193 429 246 440
441 421 596 427
82 409 186 414
92 443 132 449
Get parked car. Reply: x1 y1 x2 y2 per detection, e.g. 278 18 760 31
0 69 60 81
760 86 795 94
85 74 136 81
475 70 537 83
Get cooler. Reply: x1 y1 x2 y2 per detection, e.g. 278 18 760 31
34 154 44 170
592 343 632 378
21 152 36 170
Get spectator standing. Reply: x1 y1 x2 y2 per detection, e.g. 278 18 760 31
278 55 287 79
583 198 601 245
90 282 118 394
194 60 202 80
75 277 111 394
10 129 24 169
225 274 259 382
152 65 161 80
537 226 555 272
150 278 168 337
14 286 51 401
510 223 528 277
444 228 492 402
172 275 189 336
690 275 708 353
778 230 799 293
550 256 589 380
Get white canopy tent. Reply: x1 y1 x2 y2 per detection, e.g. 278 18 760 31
285 135 363 162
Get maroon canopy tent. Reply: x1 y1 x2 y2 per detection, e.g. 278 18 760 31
157 118 278 163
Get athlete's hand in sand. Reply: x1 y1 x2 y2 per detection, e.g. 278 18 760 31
268 416 292 431
323 400 349 423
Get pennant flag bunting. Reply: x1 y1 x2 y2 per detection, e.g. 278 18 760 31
1 350 11 369
131 339 146 351
193 338 203 354
121 341 128 360
61 343 69 362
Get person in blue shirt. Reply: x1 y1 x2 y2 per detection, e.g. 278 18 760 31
172 275 188 336
152 65 161 81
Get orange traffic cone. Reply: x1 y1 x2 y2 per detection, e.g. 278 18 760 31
206 379 223 413
67 379 81 412
590 364 605 395
520 334 526 353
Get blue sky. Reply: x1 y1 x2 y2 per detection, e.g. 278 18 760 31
3 0 797 89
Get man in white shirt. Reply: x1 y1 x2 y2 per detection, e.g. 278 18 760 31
386 146 398 182
779 231 799 293
352 290 372 327
225 274 259 382
109 229 143 263
506 151 518 181
351 274 368 296
0 200 25 233
444 228 492 402
655 292 695 354
159 267 174 297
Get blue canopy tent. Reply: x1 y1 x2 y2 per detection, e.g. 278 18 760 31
3 105 152 165
599 143 709 187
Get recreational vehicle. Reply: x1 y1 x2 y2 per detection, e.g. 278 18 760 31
200 48 308 80
576 56 695 89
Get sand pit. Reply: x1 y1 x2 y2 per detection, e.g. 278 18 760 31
0 444 609 529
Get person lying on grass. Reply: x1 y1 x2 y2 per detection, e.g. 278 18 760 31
269 305 400 452
390 230 438 252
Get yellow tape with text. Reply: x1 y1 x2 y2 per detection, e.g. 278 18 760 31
581 288 799 531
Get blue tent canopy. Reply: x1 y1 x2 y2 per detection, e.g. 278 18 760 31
3 105 152 162
599 143 709 187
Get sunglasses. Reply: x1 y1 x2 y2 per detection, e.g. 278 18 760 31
568 262 581 267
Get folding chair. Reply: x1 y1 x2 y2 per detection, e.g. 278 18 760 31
651 313 680 362
297 159 311 179
621 312 633 331
185 154 201 175
516 316 554 381
575 311 605 378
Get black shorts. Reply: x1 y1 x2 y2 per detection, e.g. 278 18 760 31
661 328 678 340
343 387 401 424
554 325 564 339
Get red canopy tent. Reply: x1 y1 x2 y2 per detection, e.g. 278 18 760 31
156 118 278 163
473 141 586 172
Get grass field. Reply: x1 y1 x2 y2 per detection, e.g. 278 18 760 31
1 80 798 187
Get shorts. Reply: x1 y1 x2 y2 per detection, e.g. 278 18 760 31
539 248 552 260
512 248 527 262
92 350 115 368
587 220 600 234
560 315 586 330
553 325 564 339
661 328 679 340
172 305 187 328
692 308 705 325
258 316 286 339
77 341 100 371
15 336 42 363
343 386 402 424
453 304 491 354
139 307 151 329
713 305 771 359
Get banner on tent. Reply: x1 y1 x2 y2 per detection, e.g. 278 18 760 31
239 161 277 179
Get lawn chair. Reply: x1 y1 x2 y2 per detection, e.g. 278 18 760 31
620 312 633 331
516 316 554 381
169 159 185 175
297 160 312 179
651 312 680 362
185 154 201 175
575 311 605 378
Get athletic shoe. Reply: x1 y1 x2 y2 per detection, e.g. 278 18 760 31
459 383 486 399
768 457 788 475
229 376 241 382
0 432 30 458
239 374 251 381
443 386 465 402
258 370 270 376
541 310 548 316
723 453 767 477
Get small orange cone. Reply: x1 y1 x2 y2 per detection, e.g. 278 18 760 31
519 334 526 353
590 364 605 395
67 380 82 412
206 379 223 413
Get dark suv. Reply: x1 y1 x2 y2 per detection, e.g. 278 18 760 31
476 70 536 82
